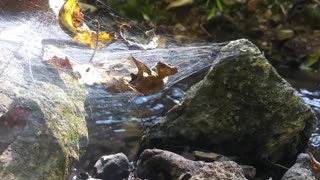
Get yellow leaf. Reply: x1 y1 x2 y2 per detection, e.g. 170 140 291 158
58 0 79 35
58 0 113 48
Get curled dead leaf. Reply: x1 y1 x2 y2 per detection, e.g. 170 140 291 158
309 152 320 171
58 0 113 48
128 56 178 95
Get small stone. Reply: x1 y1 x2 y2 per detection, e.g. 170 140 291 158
93 153 130 180
276 29 295 41
174 23 187 32
240 165 256 179
281 153 315 180
193 151 224 162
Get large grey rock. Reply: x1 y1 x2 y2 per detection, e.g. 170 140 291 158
0 41 88 179
141 39 317 165
281 153 315 180
137 149 247 180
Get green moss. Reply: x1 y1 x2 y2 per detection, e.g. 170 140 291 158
60 107 88 148
251 56 271 75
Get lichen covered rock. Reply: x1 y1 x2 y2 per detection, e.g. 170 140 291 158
141 39 317 167
0 40 88 179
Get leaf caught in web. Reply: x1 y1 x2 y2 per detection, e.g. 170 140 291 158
58 0 113 48
128 56 178 95
46 56 81 79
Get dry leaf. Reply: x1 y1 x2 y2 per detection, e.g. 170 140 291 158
309 152 320 171
47 56 73 70
46 56 81 79
106 78 139 94
58 0 113 48
128 56 178 95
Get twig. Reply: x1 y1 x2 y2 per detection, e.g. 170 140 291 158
200 21 213 38
119 23 132 42
86 19 100 72
266 157 289 170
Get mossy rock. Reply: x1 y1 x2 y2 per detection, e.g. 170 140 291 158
141 39 317 170
0 45 88 179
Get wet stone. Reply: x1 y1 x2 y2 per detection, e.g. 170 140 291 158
281 153 316 180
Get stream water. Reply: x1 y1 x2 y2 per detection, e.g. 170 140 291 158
0 8 319 177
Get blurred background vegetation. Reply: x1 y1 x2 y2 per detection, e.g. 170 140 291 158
92 0 320 73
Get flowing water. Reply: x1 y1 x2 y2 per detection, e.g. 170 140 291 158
0 8 319 176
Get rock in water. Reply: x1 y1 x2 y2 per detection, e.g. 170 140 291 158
137 149 247 180
93 153 131 180
0 40 88 179
281 153 315 180
141 39 317 166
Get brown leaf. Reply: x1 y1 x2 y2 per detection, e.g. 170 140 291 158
47 56 73 70
47 56 81 79
309 152 320 171
128 56 178 95
106 78 141 95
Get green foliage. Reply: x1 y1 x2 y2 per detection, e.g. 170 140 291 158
106 0 169 23
205 0 224 21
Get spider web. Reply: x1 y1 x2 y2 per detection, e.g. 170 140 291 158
0 3 226 171
0 2 224 123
